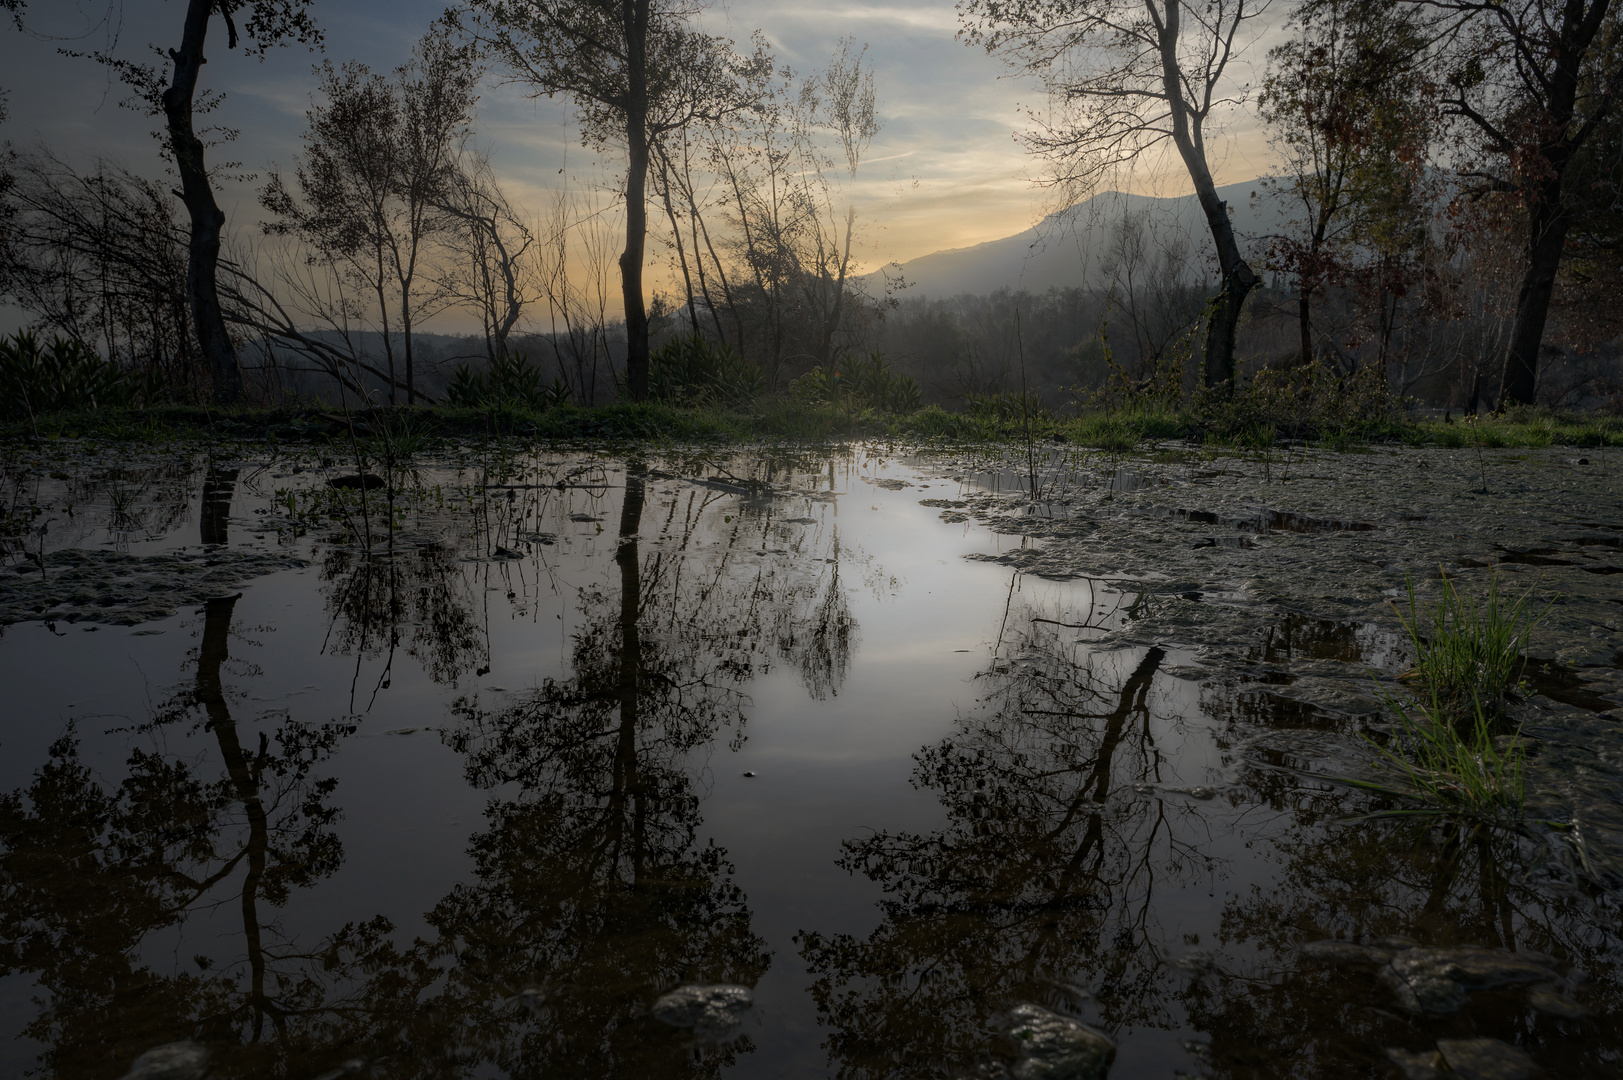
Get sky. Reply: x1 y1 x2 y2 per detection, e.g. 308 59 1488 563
0 0 1279 320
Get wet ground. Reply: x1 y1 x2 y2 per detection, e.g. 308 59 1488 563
0 438 1620 1079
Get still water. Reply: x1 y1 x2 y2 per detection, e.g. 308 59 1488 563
1 441 1619 1079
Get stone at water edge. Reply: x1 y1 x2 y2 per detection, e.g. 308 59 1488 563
1435 1037 1539 1080
651 983 754 1041
1385 1047 1444 1080
118 1041 208 1080
1007 1003 1115 1080
1379 946 1560 1014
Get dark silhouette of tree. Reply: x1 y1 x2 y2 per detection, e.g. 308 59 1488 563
0 469 366 1079
262 26 479 405
959 0 1265 390
799 615 1205 1079
458 0 765 400
1258 0 1437 372
77 1 324 403
1423 0 1622 404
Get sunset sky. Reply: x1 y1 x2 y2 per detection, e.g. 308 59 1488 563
1 0 1276 316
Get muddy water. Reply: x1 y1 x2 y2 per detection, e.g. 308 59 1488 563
0 440 1620 1080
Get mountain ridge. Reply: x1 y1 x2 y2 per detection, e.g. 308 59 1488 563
863 179 1282 299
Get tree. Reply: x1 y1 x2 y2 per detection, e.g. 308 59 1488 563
1425 0 1622 404
460 0 760 400
82 1 322 404
434 145 536 361
1257 0 1436 371
0 149 200 393
262 28 479 405
959 0 1265 389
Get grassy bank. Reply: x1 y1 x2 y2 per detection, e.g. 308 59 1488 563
2 399 1619 449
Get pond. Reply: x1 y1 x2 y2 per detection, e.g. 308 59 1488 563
1 438 1620 1080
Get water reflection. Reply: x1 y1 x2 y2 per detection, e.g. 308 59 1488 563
798 605 1219 1078
1 454 869 1077
0 476 360 1078
321 541 486 702
802 592 1623 1078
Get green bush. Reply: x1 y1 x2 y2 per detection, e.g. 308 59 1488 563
789 352 921 414
1193 362 1408 443
647 333 764 408
444 352 571 411
0 332 148 421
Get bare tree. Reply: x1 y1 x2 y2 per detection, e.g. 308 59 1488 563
435 145 536 361
0 148 203 395
460 0 762 400
793 38 881 370
959 0 1265 389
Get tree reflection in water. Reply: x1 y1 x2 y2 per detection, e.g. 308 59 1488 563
802 593 1623 1079
799 598 1207 1078
0 454 864 1078
0 469 365 1078
400 460 859 1077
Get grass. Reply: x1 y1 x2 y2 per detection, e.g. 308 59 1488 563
1352 692 1526 816
1348 570 1550 820
1392 570 1550 720
0 397 1618 452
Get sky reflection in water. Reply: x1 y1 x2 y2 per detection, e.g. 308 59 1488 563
0 445 1618 1079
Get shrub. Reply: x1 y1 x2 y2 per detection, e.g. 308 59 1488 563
445 352 571 411
646 333 763 408
0 331 148 421
788 352 922 414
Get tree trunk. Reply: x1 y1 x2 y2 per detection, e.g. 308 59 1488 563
818 208 856 368
1500 181 1570 406
619 0 652 402
1153 0 1255 390
1297 288 1313 368
611 463 646 867
162 0 244 405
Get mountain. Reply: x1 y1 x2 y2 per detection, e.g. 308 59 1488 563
865 180 1284 299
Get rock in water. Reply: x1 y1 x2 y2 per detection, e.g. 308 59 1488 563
1299 939 1393 965
1435 1038 1538 1080
1380 947 1557 1013
119 1041 208 1080
1527 985 1588 1018
651 984 754 1041
1007 1003 1115 1080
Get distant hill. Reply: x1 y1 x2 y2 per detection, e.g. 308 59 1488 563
864 180 1285 299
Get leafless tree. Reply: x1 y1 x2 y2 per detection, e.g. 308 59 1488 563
1417 0 1621 405
73 0 323 403
0 147 202 395
959 0 1266 389
434 144 536 361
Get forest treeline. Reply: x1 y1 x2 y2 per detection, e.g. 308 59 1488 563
0 0 1619 418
